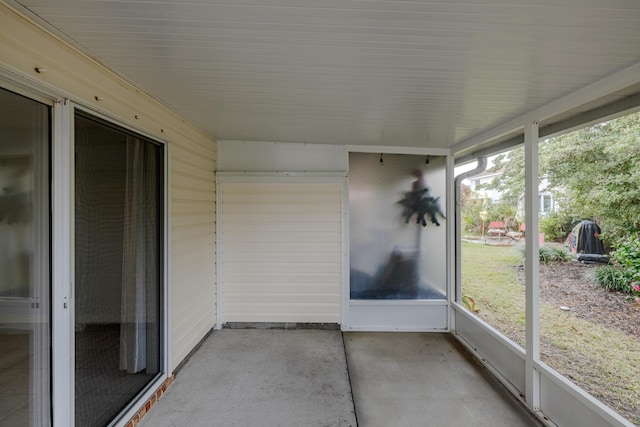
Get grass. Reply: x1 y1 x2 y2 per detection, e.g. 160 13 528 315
461 241 640 425
462 243 526 344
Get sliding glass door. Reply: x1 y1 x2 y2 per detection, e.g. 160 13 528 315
0 88 51 426
74 112 163 426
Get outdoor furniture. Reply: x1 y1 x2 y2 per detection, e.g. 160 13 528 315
486 221 507 239
505 224 526 242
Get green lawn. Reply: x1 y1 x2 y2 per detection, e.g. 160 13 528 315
461 241 640 424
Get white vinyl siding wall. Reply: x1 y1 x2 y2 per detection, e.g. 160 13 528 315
170 142 216 369
221 182 342 323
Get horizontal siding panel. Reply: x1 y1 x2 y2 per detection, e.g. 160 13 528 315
222 221 339 233
223 276 339 287
172 186 216 202
172 139 216 160
221 213 339 223
225 301 339 311
172 224 216 241
224 306 340 318
222 192 341 203
172 158 215 181
172 158 215 179
221 182 342 323
172 213 215 228
172 229 215 247
224 313 340 323
171 237 215 257
172 148 215 171
172 250 216 275
221 283 339 294
222 251 339 264
224 293 340 304
170 136 216 370
223 182 339 193
172 144 216 168
222 203 340 215
223 261 339 273
172 265 215 290
171 170 214 188
173 286 215 320
172 199 215 215
172 220 215 232
171 310 215 366
173 282 215 312
223 232 340 244
224 304 341 323
222 241 339 253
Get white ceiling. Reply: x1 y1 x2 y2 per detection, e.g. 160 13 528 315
14 0 640 149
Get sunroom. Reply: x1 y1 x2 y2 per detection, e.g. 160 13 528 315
1 1 639 426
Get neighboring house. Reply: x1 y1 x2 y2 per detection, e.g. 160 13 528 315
2 2 640 427
464 168 503 203
461 160 558 216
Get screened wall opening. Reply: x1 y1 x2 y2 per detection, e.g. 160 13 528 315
0 87 51 426
74 112 164 426
458 148 527 347
456 111 640 425
536 111 640 424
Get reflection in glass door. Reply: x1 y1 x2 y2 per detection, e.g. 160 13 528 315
0 88 51 426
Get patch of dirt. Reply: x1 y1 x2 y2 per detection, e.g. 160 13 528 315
536 261 639 339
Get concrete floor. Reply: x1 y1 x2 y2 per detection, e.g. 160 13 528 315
139 330 541 427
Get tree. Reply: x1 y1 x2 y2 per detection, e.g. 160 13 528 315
542 112 640 242
481 111 640 245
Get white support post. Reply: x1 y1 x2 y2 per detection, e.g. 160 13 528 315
164 142 173 373
51 99 74 426
341 178 350 330
524 121 540 410
215 179 223 330
446 154 455 331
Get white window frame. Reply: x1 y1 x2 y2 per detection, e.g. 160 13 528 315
70 103 171 427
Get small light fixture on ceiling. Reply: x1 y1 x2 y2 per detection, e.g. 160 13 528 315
379 153 384 166
425 155 430 166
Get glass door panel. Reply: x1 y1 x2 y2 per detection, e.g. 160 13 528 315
0 87 51 426
74 113 163 426
348 153 448 330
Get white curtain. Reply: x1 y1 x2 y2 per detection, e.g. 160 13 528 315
119 137 159 374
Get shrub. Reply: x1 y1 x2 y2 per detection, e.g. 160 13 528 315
610 235 640 283
593 265 630 293
539 211 575 242
538 245 573 263
595 235 640 294
519 245 572 263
